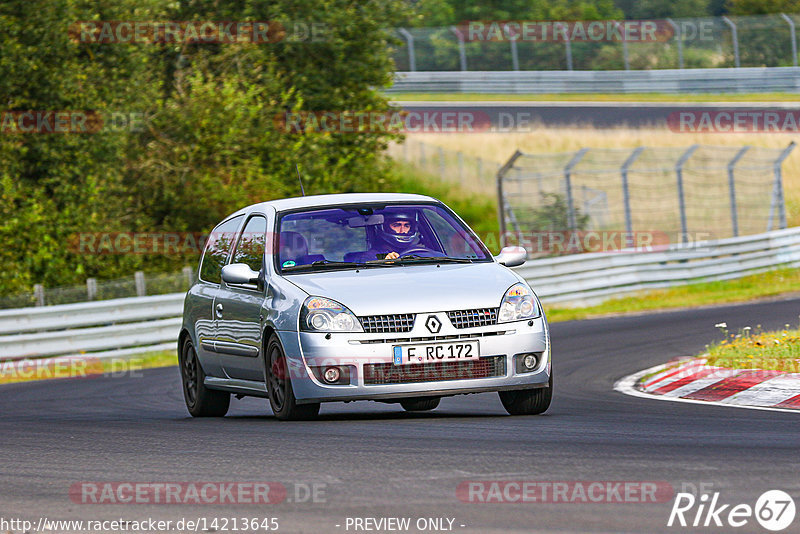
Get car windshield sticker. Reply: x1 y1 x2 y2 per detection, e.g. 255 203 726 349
282 260 296 268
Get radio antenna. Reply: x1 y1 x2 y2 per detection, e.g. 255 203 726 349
295 164 305 196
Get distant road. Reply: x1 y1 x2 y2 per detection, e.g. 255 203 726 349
394 100 800 129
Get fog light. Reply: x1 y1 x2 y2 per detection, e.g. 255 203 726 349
323 367 341 383
515 352 542 374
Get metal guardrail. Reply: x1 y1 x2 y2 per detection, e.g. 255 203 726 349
0 293 184 335
387 67 800 94
0 293 185 360
520 227 800 305
2 227 800 360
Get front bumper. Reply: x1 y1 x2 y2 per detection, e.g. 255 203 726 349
281 315 550 404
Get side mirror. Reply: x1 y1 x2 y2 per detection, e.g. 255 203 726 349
221 263 260 285
495 246 527 268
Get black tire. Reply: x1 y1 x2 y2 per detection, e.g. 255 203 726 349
400 397 441 412
499 372 553 416
180 337 230 417
265 334 320 421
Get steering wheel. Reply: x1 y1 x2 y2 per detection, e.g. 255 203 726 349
398 246 435 257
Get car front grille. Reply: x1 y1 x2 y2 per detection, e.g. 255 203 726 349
363 356 506 385
359 314 415 334
447 308 498 329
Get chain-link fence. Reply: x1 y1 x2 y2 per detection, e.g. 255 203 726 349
497 143 795 250
0 268 196 310
388 137 501 196
392 14 800 71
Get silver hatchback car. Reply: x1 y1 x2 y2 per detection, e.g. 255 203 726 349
179 193 551 420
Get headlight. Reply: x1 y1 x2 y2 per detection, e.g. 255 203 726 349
498 282 541 323
300 297 364 332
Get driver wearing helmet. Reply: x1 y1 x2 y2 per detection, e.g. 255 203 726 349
376 212 421 260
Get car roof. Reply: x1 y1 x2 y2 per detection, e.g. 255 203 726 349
227 193 441 220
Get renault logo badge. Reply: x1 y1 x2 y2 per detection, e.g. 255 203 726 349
425 315 442 334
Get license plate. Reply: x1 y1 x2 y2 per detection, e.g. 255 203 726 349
393 340 480 365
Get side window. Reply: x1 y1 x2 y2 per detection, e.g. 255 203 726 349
199 215 243 284
233 215 267 272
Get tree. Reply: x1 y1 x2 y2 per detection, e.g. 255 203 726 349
614 0 712 19
726 0 800 15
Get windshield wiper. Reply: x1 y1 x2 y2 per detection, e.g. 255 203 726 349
282 261 362 272
393 256 475 264
282 260 395 272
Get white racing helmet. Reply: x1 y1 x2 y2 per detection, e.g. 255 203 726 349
377 211 421 249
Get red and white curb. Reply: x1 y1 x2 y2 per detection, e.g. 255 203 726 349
614 358 800 413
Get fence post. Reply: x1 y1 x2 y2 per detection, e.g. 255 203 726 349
564 148 589 230
621 147 644 244
496 150 524 248
722 16 740 68
727 146 750 237
675 145 699 244
781 14 798 67
33 284 45 307
666 18 683 69
556 23 573 70
183 266 194 287
87 278 97 301
450 26 468 71
397 28 417 72
614 21 630 70
768 141 796 231
135 271 146 297
505 23 520 71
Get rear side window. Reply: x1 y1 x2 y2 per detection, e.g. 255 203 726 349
232 215 267 272
199 215 243 283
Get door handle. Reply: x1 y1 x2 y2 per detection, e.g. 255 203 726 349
215 303 223 317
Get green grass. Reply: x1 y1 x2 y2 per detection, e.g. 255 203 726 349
389 92 800 102
0 350 177 384
544 268 800 323
705 325 800 373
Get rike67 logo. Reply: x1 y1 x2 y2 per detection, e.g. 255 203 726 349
668 490 796 531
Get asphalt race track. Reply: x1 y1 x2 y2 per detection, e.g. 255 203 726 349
396 101 800 129
1 297 800 533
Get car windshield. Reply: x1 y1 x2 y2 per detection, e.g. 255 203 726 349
277 203 490 272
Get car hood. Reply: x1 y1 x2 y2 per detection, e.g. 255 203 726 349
283 262 521 315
